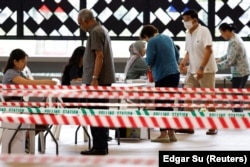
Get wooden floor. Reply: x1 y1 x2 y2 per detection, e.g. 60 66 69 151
1 125 250 167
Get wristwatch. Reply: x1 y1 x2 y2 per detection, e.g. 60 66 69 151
92 75 99 79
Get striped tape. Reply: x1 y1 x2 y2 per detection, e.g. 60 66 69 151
1 89 249 102
1 107 250 118
1 111 250 129
0 101 249 109
1 84 250 94
0 154 157 166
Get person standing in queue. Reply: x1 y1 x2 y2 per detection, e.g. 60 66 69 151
78 9 115 155
179 9 218 135
216 23 250 112
140 25 180 143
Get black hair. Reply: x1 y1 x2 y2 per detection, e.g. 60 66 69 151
61 46 85 84
3 48 28 74
67 46 85 66
182 9 198 20
140 25 159 39
219 23 236 32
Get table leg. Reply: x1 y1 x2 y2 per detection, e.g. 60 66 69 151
29 124 35 154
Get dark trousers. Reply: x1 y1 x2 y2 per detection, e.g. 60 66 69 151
231 75 249 112
87 84 110 150
155 73 180 132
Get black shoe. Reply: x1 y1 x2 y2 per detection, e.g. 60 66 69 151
175 129 195 134
206 129 218 135
80 148 108 155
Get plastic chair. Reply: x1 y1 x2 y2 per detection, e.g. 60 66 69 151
52 78 91 144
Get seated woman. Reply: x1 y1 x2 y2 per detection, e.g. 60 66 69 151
2 48 56 97
119 41 147 138
2 48 56 152
61 46 85 103
124 40 147 80
61 46 85 85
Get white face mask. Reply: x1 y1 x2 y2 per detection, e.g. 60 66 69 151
183 21 193 30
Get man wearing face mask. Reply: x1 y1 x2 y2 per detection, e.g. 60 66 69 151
178 9 218 135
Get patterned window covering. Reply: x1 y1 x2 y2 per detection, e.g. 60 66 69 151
0 0 249 40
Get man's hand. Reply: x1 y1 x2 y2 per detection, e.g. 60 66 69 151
179 62 187 75
91 78 99 86
196 68 204 80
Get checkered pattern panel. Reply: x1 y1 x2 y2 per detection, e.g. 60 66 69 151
0 0 80 38
0 0 249 39
0 1 18 36
215 0 250 37
22 0 80 37
89 0 145 37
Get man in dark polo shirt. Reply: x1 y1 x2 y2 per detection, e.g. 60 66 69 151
78 9 115 155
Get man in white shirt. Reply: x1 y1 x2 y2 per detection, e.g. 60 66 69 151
179 9 218 135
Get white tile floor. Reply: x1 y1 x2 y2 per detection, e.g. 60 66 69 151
1 125 250 167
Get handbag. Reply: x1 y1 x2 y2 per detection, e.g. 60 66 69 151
147 69 154 82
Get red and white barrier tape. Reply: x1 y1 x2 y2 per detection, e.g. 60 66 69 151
0 101 249 109
1 84 250 94
1 113 250 129
1 89 249 102
0 154 157 166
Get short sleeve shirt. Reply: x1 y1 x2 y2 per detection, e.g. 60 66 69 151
82 22 115 85
2 69 25 101
185 24 218 74
2 69 25 84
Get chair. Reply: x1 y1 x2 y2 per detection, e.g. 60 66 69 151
46 78 66 141
51 78 91 145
